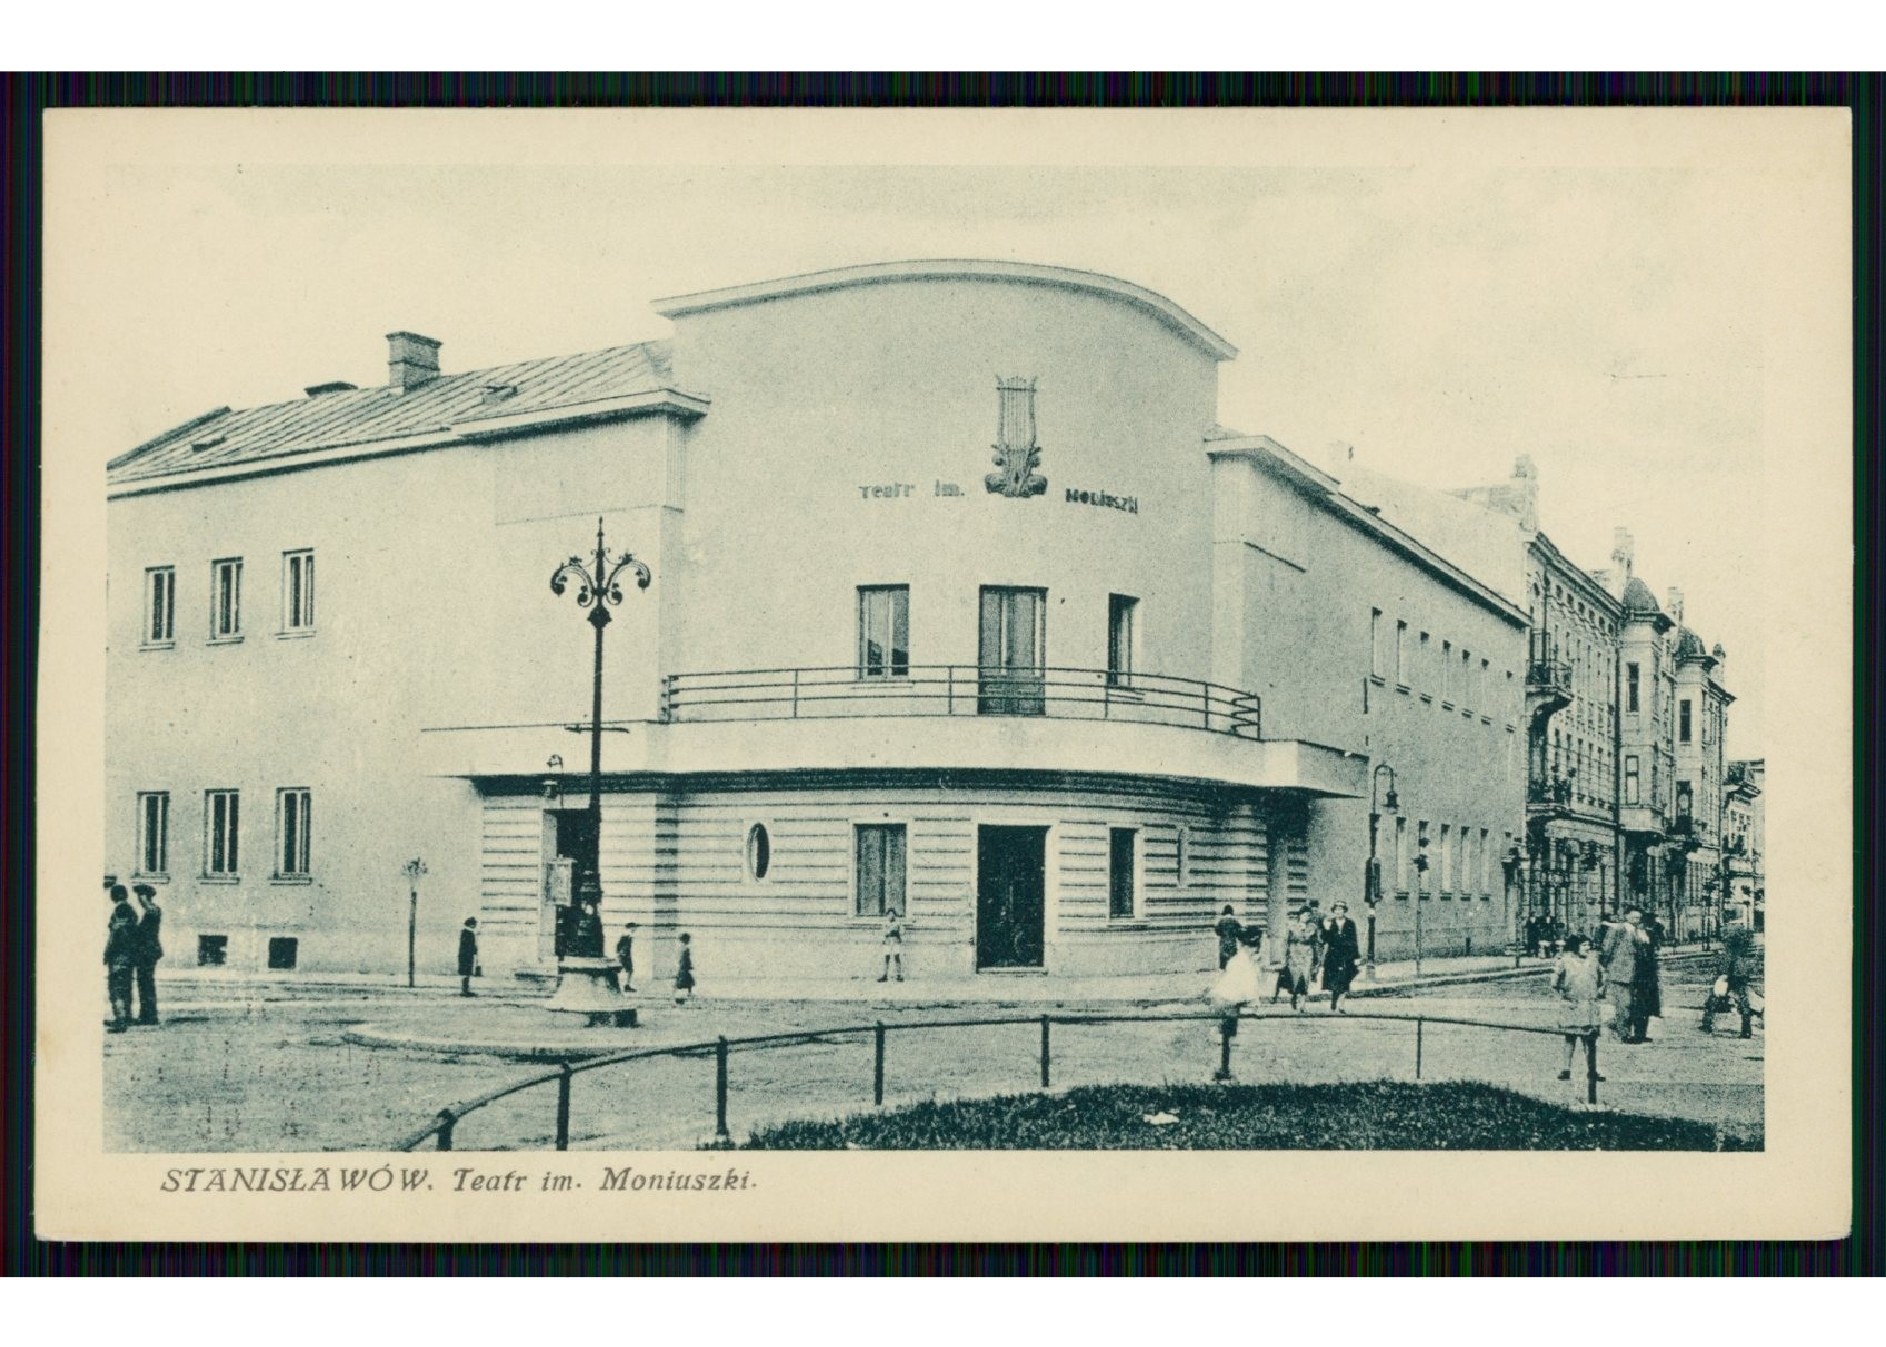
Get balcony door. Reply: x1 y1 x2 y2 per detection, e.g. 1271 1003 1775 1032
978 586 1046 716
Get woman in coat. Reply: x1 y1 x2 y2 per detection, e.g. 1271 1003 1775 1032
1280 908 1323 1012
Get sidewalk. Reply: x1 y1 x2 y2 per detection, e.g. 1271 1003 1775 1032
158 945 1721 1011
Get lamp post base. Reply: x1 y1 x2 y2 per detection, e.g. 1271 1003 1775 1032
547 958 636 1028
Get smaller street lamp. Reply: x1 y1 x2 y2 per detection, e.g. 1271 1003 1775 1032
402 857 427 990
1364 764 1398 980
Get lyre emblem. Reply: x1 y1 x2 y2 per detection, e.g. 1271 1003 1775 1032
985 376 1046 498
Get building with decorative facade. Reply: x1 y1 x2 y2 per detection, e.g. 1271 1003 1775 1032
106 260 1531 981
1725 758 1765 931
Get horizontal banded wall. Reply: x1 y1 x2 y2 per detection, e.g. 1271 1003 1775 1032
476 775 1296 980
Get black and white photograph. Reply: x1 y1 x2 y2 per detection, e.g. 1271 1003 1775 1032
36 107 1851 1241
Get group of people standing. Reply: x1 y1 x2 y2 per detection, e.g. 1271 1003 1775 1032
102 881 163 1033
1213 902 1361 1013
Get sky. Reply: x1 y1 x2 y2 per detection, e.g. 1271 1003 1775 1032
54 109 1847 760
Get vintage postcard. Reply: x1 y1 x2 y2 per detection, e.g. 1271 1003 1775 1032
36 106 1852 1242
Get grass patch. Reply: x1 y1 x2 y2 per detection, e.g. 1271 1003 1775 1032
724 1081 1755 1152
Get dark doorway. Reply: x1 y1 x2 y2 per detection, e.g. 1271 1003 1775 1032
977 826 1047 970
548 808 596 960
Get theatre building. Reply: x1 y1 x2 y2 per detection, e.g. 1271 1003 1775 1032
106 260 1523 980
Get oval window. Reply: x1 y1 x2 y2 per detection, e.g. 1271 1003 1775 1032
746 823 771 880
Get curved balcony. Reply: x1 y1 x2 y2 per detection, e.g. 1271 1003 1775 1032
662 664 1263 738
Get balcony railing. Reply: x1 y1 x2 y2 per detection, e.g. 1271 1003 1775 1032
663 665 1263 738
1526 658 1573 697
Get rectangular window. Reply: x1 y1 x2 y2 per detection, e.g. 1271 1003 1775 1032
267 937 299 970
1109 827 1138 919
1460 649 1472 711
1416 821 1430 897
197 935 229 967
276 787 312 877
1395 621 1408 685
1440 824 1453 896
136 791 169 876
1479 828 1491 898
1480 658 1491 712
143 566 176 645
1107 594 1138 688
857 586 910 678
854 823 907 917
1441 641 1452 704
1370 609 1384 679
1626 662 1640 713
204 789 240 876
211 557 243 640
1680 698 1693 743
1625 755 1640 804
282 549 316 632
1394 817 1408 895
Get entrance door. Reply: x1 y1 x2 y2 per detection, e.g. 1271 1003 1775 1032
978 586 1046 716
544 808 595 961
977 826 1047 969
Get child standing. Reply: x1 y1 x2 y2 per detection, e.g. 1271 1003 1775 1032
674 932 696 1005
1553 933 1606 1084
877 906 905 983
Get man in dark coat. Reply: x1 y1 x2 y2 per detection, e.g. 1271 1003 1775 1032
1631 913 1663 1042
1213 905 1243 970
1321 901 1361 1013
458 917 479 997
131 883 164 1025
104 886 138 1033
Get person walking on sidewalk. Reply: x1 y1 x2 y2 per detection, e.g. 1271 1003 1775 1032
1214 905 1243 970
1702 922 1758 1038
1552 933 1606 1083
1321 902 1360 1013
1276 908 1323 1012
457 917 479 997
1599 907 1642 1042
130 883 164 1026
1632 914 1663 1042
104 885 138 1033
877 905 906 982
674 932 697 1004
615 922 637 993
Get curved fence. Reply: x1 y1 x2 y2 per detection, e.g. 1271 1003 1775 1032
662 665 1263 738
392 1008 1602 1152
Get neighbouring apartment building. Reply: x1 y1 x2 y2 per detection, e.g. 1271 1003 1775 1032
106 259 1528 980
1725 758 1765 931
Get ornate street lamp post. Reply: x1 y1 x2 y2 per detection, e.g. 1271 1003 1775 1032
402 857 426 990
547 518 651 1012
1365 764 1398 980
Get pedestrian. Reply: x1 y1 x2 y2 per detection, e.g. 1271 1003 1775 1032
131 882 164 1026
877 905 905 983
103 885 138 1033
615 921 637 993
1321 901 1361 1013
1525 915 1540 958
457 917 479 997
674 932 696 1004
1599 907 1642 1042
1552 934 1607 1083
1702 922 1757 1038
1214 905 1243 970
1275 908 1322 1012
1632 913 1663 1042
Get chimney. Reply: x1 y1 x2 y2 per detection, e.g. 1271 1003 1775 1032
1611 527 1634 577
1665 586 1684 622
387 331 441 391
1509 455 1539 532
1712 643 1727 681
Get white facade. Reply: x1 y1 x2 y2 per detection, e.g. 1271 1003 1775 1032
107 260 1527 981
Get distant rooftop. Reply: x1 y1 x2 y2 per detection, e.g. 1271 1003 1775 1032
109 339 679 487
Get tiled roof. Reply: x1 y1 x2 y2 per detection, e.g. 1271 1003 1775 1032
109 339 675 485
